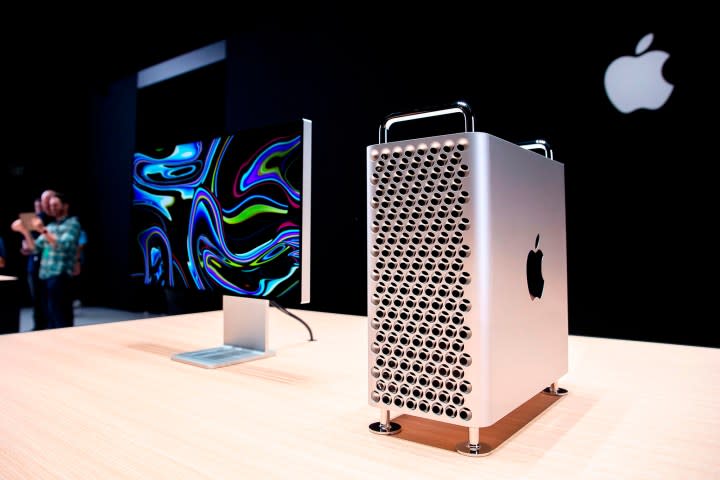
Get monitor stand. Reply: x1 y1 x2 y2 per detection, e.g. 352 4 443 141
171 296 275 368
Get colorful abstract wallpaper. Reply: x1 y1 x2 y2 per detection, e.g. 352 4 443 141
130 121 306 301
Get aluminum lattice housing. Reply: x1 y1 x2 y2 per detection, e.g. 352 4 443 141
367 132 568 428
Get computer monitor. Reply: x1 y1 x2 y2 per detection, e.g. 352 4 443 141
130 118 312 367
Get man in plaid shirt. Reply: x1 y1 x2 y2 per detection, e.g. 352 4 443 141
11 192 82 328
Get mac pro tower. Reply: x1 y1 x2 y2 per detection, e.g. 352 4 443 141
367 103 568 455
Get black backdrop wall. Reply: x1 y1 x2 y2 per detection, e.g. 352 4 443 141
2 22 713 347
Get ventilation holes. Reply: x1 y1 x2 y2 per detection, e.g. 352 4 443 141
369 136 473 422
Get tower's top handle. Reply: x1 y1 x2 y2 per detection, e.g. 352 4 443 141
379 101 475 144
517 139 554 160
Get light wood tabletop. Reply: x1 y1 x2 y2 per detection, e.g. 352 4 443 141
1 309 718 479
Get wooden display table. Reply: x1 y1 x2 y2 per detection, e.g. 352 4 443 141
1 309 718 479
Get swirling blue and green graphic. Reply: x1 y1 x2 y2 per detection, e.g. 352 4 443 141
130 122 304 300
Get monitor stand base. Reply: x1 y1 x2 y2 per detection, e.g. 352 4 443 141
172 345 275 368
171 296 272 368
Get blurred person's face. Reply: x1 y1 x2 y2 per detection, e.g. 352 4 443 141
41 190 55 215
50 197 67 218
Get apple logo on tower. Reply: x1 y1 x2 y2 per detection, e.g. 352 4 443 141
604 33 674 114
526 234 544 301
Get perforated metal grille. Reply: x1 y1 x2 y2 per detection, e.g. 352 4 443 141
368 138 474 422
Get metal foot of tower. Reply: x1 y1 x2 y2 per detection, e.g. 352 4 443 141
368 408 402 435
455 427 492 456
542 381 568 396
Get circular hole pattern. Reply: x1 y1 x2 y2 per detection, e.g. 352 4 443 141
369 138 474 421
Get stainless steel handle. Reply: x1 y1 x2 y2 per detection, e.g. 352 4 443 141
379 101 475 144
518 139 554 160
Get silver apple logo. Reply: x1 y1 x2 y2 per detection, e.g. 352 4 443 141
604 33 674 114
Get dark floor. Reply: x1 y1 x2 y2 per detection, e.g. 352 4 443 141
19 305 164 332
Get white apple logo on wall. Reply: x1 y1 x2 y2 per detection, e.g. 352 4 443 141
604 33 674 113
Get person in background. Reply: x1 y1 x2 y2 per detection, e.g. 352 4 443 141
12 192 81 329
20 192 54 330
0 232 22 333
0 234 6 269
72 228 87 308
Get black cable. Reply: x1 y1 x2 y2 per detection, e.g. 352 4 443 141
270 300 315 341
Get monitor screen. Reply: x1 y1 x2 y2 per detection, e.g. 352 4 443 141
130 119 311 304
